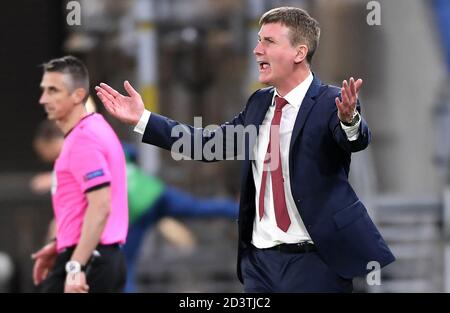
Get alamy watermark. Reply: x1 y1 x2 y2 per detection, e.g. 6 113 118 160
66 1 81 26
366 1 381 26
366 261 382 286
65 1 379 30
169 116 283 171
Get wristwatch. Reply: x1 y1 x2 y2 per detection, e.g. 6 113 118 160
65 260 86 274
341 111 360 127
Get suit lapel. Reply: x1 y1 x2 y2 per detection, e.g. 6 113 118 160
249 88 274 134
241 88 273 197
289 77 322 152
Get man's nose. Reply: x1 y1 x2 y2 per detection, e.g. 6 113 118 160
39 90 48 105
253 41 263 55
39 93 47 105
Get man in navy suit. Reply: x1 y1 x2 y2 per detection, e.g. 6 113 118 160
96 7 395 292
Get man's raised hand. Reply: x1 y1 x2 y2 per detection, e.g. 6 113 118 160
95 81 145 125
335 77 363 124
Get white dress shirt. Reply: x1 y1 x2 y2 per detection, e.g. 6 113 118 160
251 73 315 248
134 73 361 249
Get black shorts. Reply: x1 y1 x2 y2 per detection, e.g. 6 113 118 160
37 243 126 293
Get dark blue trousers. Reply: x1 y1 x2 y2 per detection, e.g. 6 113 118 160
241 245 353 293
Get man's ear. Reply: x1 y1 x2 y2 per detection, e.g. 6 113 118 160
71 87 87 104
294 45 308 64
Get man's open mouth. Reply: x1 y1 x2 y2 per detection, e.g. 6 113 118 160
258 61 270 71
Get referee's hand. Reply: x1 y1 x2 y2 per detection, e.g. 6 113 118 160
31 241 57 285
65 272 89 293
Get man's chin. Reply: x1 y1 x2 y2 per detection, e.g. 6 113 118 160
258 75 271 86
258 78 269 86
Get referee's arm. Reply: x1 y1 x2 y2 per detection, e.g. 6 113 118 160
72 185 111 264
65 185 111 292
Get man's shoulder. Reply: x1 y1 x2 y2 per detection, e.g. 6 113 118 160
324 83 341 95
256 86 274 93
314 82 341 104
247 86 274 102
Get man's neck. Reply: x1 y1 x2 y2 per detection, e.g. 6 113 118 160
276 67 312 97
56 105 88 135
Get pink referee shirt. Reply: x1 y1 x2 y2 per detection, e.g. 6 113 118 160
51 113 128 251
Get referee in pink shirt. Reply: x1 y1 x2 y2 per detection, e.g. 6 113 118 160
31 56 128 293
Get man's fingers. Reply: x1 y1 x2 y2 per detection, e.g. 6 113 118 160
341 81 350 103
33 260 42 285
99 83 121 98
355 78 363 93
335 97 343 110
347 77 356 106
339 77 362 121
96 90 116 114
31 249 43 259
96 86 116 103
343 79 349 92
341 86 350 107
73 286 89 293
32 269 38 285
41 269 48 282
65 284 89 293
31 249 46 260
350 77 357 98
124 80 139 98
96 92 111 108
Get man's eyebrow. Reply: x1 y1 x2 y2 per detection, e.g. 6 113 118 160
259 35 275 41
40 85 59 90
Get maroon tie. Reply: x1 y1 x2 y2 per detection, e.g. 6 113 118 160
258 96 291 232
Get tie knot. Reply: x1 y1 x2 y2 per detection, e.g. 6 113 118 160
275 96 288 111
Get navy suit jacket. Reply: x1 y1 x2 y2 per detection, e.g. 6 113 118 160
142 76 395 282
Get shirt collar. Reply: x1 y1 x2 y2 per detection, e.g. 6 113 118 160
273 72 314 109
64 113 96 138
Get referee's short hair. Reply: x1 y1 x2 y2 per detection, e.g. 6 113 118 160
42 56 89 103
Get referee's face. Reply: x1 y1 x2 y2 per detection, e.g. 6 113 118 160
39 72 76 122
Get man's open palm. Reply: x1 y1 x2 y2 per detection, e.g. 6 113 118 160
95 81 145 125
335 77 363 123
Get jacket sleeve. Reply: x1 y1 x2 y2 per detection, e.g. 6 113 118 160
141 91 259 162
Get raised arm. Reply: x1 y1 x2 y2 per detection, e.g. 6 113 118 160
96 80 256 162
330 77 371 153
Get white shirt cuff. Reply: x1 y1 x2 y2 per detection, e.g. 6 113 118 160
340 112 361 141
133 110 151 135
